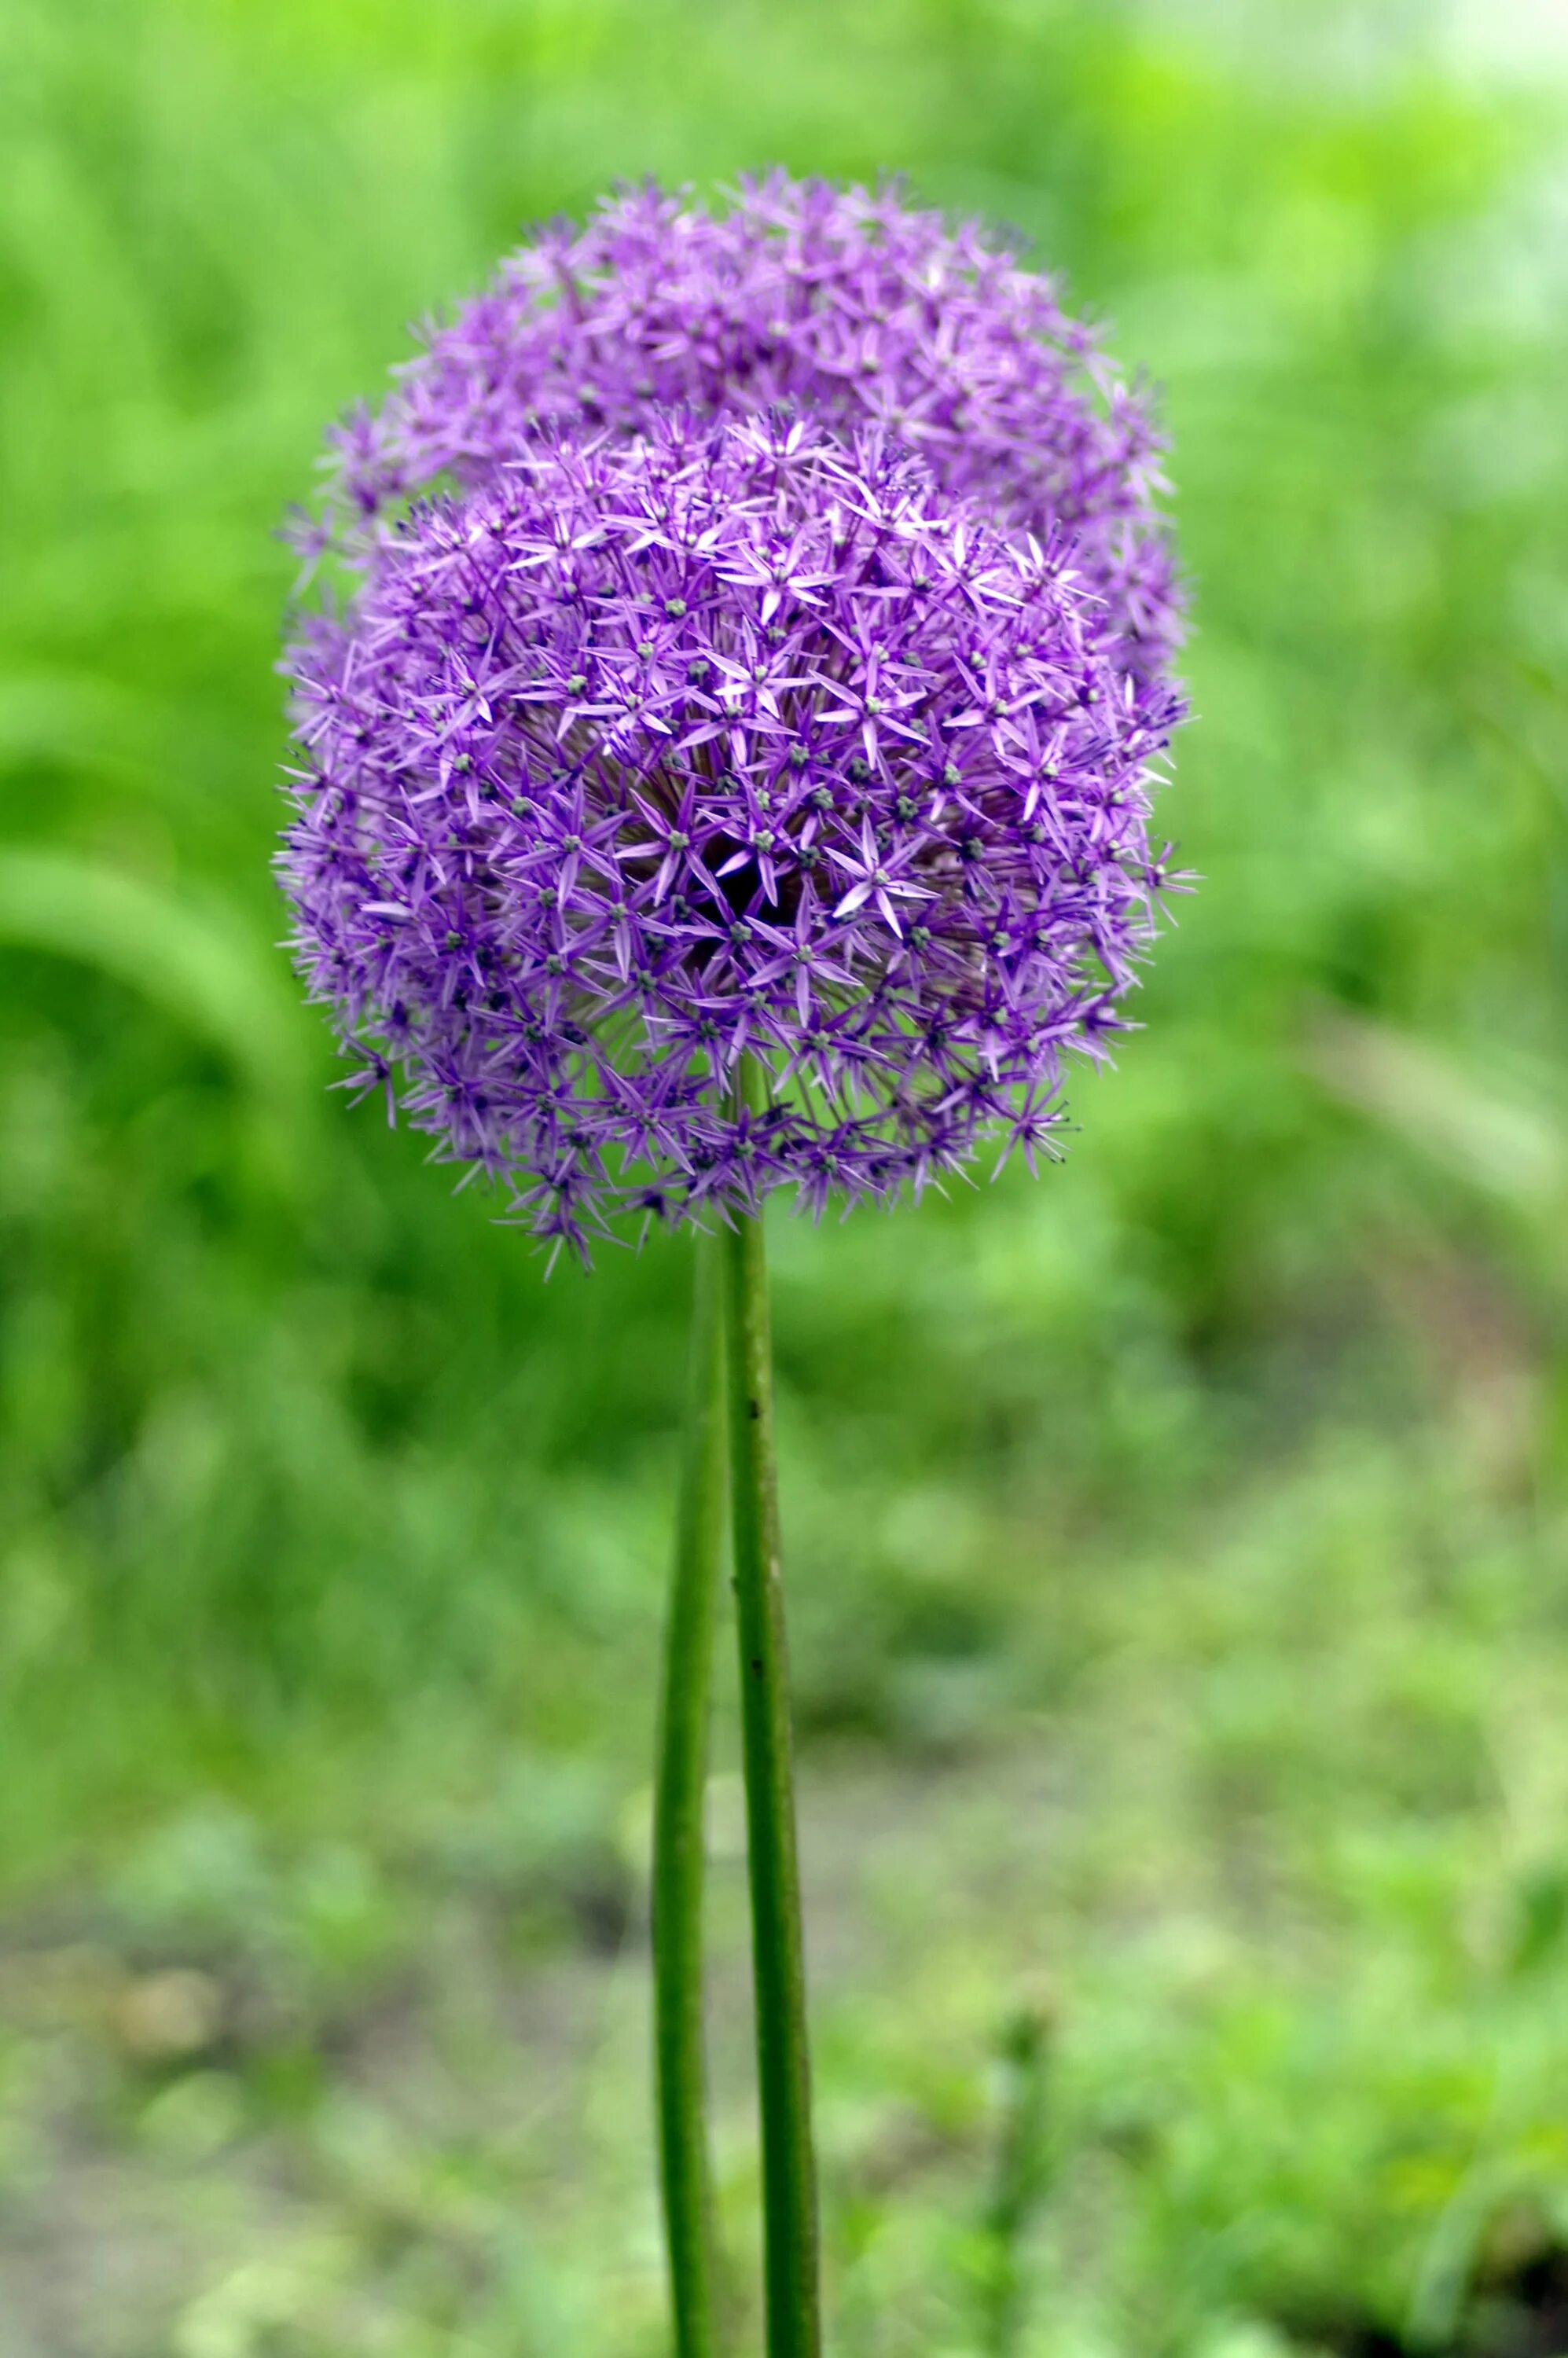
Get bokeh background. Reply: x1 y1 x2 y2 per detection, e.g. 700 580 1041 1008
5 2 1568 2352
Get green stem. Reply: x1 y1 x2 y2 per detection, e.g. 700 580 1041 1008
725 1056 821 2358
981 1999 1054 2357
653 1225 728 2358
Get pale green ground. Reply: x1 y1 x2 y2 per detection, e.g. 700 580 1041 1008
3 2 1568 2351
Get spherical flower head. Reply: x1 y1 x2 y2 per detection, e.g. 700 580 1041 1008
282 406 1184 1261
321 174 1181 689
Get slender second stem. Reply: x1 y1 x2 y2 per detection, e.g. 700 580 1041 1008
725 1057 821 2358
981 1999 1053 2356
653 1224 728 2358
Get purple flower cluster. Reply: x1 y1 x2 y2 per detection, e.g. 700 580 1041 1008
282 179 1186 1256
327 174 1178 689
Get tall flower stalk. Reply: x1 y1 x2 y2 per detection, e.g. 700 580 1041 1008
652 1225 728 2358
725 1060 820 2358
278 174 1185 2356
656 1125 821 2358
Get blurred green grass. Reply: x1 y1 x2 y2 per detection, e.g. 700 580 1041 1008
3 2 1568 2352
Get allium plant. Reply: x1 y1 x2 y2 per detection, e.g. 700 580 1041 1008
280 176 1186 2358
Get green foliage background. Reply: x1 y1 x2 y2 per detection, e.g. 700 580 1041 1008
3 3 1568 2352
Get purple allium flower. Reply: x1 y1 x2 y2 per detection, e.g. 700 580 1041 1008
282 401 1184 1259
322 174 1180 689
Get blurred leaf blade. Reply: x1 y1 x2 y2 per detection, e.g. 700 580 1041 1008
0 846 309 1110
